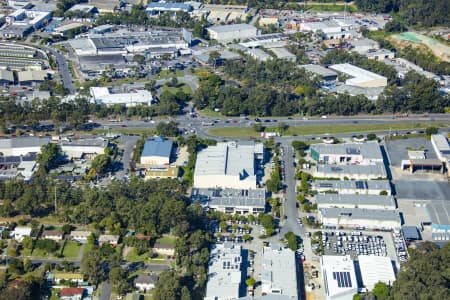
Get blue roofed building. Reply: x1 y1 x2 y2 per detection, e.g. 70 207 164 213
146 2 193 15
140 137 173 166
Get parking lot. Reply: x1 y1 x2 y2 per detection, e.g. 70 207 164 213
319 230 400 265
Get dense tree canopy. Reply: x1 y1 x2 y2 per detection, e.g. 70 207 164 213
355 0 450 27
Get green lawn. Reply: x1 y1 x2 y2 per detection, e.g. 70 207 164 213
162 83 193 95
207 122 446 138
93 128 156 136
198 108 224 118
157 69 184 79
31 247 55 258
83 242 93 256
125 248 150 263
305 3 358 12
62 241 81 259
155 236 176 245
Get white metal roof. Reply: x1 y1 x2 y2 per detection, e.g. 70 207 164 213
358 255 396 290
330 63 387 85
321 255 357 299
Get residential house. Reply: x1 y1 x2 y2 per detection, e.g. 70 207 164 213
55 272 84 284
60 287 84 300
134 273 158 292
98 234 120 246
70 230 92 243
11 226 32 242
42 230 64 241
153 242 175 256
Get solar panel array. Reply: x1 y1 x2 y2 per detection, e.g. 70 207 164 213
355 181 368 189
333 271 352 288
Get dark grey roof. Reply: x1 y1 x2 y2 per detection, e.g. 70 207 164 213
402 226 420 240
319 207 401 222
316 194 395 208
0 136 50 149
191 188 265 208
426 200 450 226
298 64 337 78
135 273 158 285
141 137 173 158
313 180 390 191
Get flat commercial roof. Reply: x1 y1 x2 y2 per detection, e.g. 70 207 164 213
261 245 298 299
299 64 337 78
358 255 396 290
195 142 255 177
208 23 256 34
141 137 173 158
330 63 387 85
313 180 391 192
426 200 450 226
0 136 50 149
431 134 450 152
205 243 242 300
316 194 396 209
319 207 401 222
311 141 383 160
191 188 265 208
321 255 357 299
316 162 387 178
60 138 108 148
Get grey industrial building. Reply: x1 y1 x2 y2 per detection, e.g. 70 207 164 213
316 194 396 210
298 64 338 82
314 163 387 180
191 187 266 215
207 24 258 42
319 207 401 230
310 141 384 165
312 180 391 195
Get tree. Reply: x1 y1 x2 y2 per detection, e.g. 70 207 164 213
372 282 391 300
37 143 61 172
208 51 221 68
109 267 130 296
145 80 157 92
245 277 256 287
180 286 191 300
391 242 449 299
284 231 298 251
91 154 111 175
21 236 33 250
82 246 104 286
260 214 275 232
8 258 24 275
156 121 179 137
425 127 438 137
366 133 378 141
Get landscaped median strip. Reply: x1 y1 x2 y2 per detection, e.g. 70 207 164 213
207 122 448 138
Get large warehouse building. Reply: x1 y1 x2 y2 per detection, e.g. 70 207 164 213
207 24 258 42
316 194 396 210
319 207 401 230
261 244 298 299
321 255 357 300
330 63 388 88
140 137 173 166
194 142 263 189
310 141 383 165
314 163 387 180
90 87 153 106
205 243 243 300
312 180 391 195
0 136 50 156
191 188 265 215
358 255 396 290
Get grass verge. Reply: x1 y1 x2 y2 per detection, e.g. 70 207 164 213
207 122 446 138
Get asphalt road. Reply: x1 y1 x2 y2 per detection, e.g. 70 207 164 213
99 281 112 300
40 46 76 94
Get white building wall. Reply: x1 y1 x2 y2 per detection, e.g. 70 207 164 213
0 146 43 156
319 215 400 230
140 155 169 166
194 174 257 189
